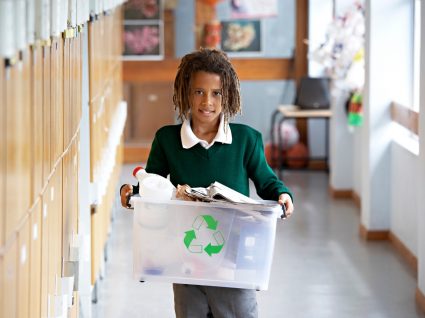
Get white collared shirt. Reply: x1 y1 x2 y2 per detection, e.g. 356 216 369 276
181 114 232 149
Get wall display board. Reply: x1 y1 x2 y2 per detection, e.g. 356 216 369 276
123 0 164 60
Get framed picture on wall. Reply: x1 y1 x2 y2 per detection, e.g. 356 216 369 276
122 21 164 60
220 20 262 56
124 0 162 20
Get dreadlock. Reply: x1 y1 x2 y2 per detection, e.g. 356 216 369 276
173 48 241 124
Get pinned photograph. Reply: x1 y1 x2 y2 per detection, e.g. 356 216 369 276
124 0 162 20
220 20 262 55
123 22 164 60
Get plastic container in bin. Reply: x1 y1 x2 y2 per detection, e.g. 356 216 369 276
132 197 281 290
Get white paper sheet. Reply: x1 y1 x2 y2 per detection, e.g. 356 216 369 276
0 1 15 58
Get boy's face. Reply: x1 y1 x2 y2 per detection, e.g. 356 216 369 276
190 71 223 128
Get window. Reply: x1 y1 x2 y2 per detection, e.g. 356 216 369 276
413 0 421 112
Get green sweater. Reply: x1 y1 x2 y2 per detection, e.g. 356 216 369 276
144 123 293 201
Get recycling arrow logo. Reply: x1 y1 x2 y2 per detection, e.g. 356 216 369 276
183 214 225 256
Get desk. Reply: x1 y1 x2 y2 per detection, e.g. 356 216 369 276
270 105 332 173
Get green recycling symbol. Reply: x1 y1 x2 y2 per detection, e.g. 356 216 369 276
183 214 225 256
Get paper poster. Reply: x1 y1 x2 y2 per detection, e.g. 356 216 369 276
35 0 50 41
123 21 164 60
124 0 162 20
51 0 61 37
0 1 15 58
69 0 77 28
26 0 35 44
61 0 69 32
230 0 278 19
221 20 262 55
123 0 164 60
15 0 27 50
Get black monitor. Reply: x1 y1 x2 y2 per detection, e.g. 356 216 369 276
295 77 331 110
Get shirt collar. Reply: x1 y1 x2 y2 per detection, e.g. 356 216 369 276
181 114 232 149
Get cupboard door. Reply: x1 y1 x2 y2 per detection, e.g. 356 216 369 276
5 63 31 241
32 45 44 202
40 193 50 318
128 82 175 144
0 59 4 247
17 218 30 318
29 200 42 317
3 240 18 318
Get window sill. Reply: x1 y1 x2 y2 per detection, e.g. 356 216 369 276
392 122 419 156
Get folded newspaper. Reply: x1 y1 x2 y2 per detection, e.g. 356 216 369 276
184 181 281 211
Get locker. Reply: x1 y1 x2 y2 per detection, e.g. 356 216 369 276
50 38 59 166
70 35 76 136
5 60 31 242
40 193 50 318
63 37 71 148
0 58 4 247
17 217 30 318
71 139 79 235
42 45 52 181
51 37 64 164
77 33 82 126
54 161 63 277
29 199 42 318
21 50 32 205
90 212 99 285
88 21 98 102
48 174 59 299
0 253 3 317
69 36 75 144
62 148 77 264
89 99 97 182
2 240 18 318
31 45 44 202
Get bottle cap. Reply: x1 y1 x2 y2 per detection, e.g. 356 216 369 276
133 166 144 177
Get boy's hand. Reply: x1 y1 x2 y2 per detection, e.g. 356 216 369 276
278 193 294 218
120 184 133 208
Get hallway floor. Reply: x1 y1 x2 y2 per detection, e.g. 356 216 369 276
92 166 425 318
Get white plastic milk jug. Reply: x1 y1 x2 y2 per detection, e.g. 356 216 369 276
133 166 175 200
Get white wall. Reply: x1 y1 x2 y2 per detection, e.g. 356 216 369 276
321 0 425 303
330 84 354 190
308 0 334 160
359 0 425 300
352 128 362 196
417 0 425 296
390 142 418 254
361 0 415 231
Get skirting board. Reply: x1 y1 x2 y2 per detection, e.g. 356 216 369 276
359 224 389 240
330 185 422 311
328 186 361 210
359 225 418 276
416 288 425 313
388 232 418 275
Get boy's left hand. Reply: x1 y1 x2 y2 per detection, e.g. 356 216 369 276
278 193 294 218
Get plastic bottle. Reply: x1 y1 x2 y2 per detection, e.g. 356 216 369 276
133 166 175 200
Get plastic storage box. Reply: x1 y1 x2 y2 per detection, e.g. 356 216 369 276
132 197 281 290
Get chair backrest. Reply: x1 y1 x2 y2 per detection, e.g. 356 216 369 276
295 77 331 110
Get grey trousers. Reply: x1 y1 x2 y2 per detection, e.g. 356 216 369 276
173 284 258 318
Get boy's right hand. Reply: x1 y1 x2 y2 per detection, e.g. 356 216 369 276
120 184 133 208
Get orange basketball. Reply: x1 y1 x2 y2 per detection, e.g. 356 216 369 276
285 142 309 168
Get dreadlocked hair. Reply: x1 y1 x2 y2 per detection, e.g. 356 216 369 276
173 48 241 124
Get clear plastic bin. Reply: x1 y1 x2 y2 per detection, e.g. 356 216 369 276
132 197 281 290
